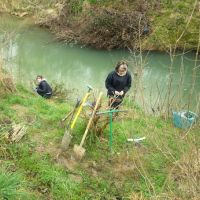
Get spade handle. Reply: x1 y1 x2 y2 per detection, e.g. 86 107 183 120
80 92 103 147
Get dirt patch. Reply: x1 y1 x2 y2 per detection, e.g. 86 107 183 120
113 160 136 176
56 149 78 171
35 145 46 153
46 142 61 157
33 137 80 172
0 116 12 125
11 104 37 124
34 139 61 159
55 147 99 179
105 155 138 180
56 150 83 183
77 150 142 184
68 174 83 183
11 104 28 116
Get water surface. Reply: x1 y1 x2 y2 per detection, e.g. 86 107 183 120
1 14 200 112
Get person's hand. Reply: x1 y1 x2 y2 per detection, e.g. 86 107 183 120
119 91 124 96
115 91 120 95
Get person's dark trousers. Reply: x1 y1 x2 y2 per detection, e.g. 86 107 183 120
43 93 52 99
37 91 43 97
37 91 52 99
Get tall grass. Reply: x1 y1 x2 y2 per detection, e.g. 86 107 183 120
0 63 16 96
0 167 34 199
117 2 200 198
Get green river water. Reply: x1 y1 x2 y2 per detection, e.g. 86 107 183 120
1 14 200 112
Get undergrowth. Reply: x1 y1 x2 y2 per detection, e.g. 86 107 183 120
0 84 199 199
1 0 199 50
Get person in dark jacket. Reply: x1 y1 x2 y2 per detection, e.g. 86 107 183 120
105 60 132 108
35 75 52 98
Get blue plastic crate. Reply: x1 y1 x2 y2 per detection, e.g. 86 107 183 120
172 111 198 129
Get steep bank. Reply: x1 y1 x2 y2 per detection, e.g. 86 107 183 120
0 0 199 51
0 66 200 199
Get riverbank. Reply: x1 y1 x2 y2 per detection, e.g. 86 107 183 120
0 0 199 51
0 66 200 199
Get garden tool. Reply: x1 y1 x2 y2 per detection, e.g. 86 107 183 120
96 109 128 151
61 85 93 151
61 98 80 150
73 92 103 160
61 110 74 123
127 137 146 143
109 94 123 109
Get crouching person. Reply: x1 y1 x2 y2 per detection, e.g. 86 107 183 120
35 75 52 98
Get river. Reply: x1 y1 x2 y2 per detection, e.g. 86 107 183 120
1 14 200 113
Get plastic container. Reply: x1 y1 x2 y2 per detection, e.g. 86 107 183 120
172 111 198 129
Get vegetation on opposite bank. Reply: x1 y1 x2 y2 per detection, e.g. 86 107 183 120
0 0 199 51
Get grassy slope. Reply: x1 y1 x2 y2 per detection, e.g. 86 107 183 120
0 85 199 199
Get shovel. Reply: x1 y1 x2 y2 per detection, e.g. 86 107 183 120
61 99 80 150
73 92 103 160
61 85 92 151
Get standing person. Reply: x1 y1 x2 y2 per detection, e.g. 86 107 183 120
105 60 132 108
35 75 52 98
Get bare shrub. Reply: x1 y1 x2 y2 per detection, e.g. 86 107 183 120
82 7 149 49
172 147 200 199
0 63 16 96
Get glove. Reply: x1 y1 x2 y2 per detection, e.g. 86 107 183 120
119 91 124 96
114 91 120 95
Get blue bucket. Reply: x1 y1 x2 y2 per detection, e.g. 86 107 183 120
172 111 198 129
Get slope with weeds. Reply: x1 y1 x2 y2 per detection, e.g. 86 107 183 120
0 82 199 199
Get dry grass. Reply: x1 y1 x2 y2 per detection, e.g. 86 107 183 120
0 63 16 96
172 146 200 199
